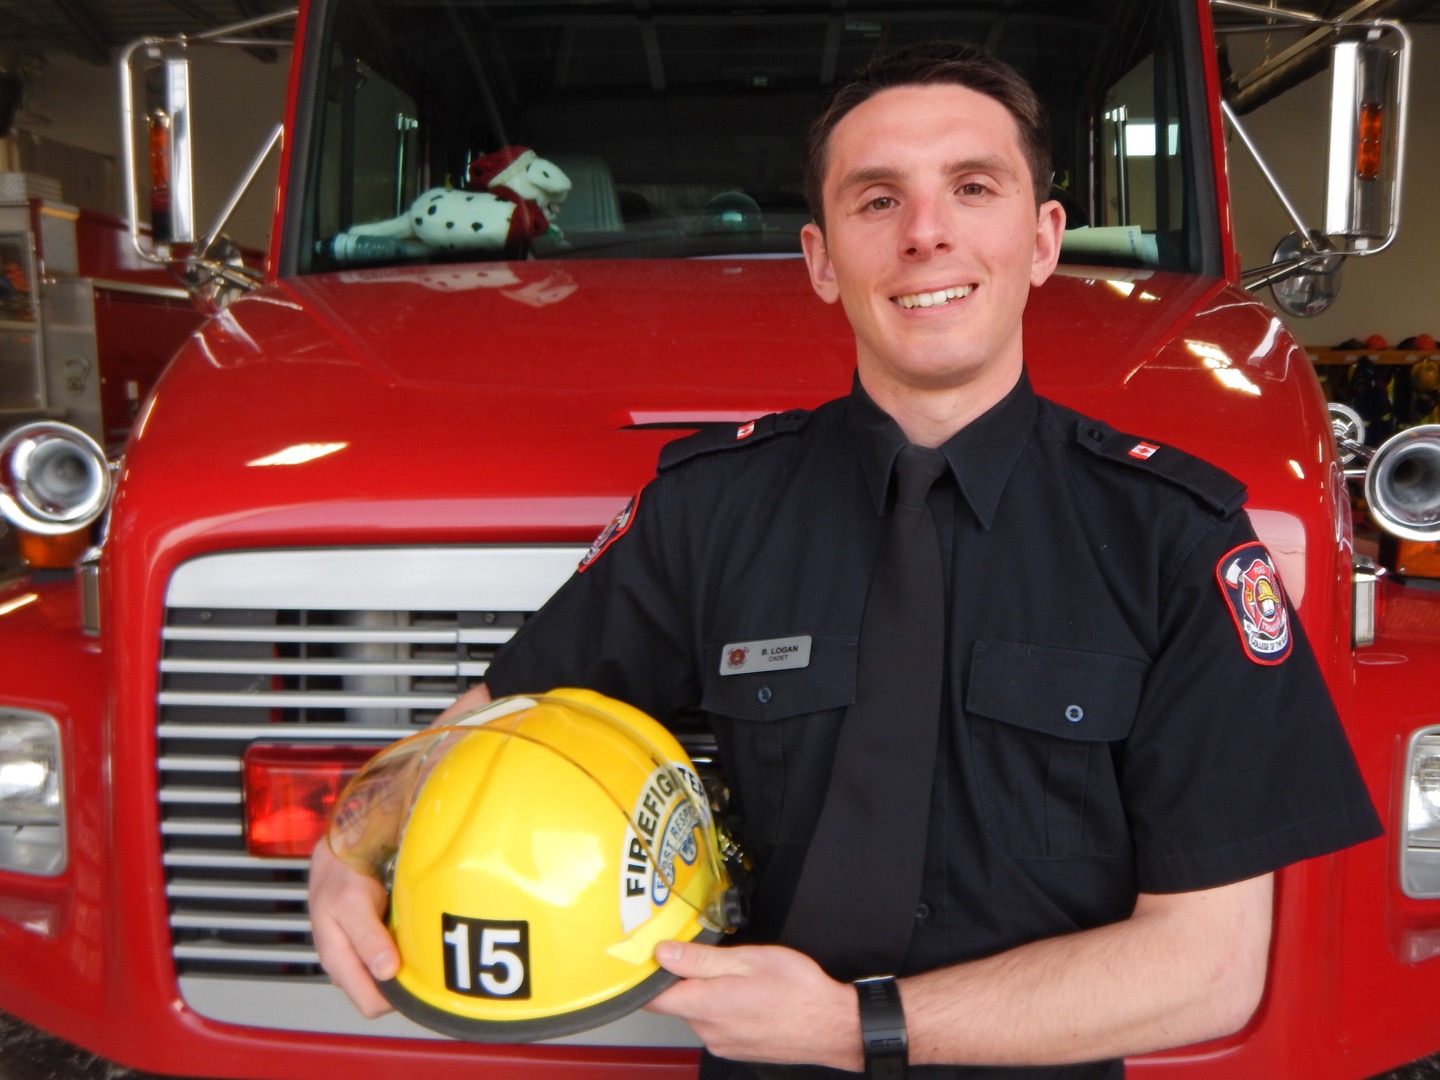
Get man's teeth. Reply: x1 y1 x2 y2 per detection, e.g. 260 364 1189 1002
896 286 973 309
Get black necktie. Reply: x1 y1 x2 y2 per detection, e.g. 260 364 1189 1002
781 443 948 981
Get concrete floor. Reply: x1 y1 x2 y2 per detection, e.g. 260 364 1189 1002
0 1012 153 1080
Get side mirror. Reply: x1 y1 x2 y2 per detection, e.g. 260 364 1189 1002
1220 7 1410 316
1324 35 1406 252
117 11 294 297
121 47 196 252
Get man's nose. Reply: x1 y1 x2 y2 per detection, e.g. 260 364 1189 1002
901 193 954 257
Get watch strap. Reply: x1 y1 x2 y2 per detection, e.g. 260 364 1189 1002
855 975 907 1080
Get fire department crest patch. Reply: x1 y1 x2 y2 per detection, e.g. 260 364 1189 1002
578 492 639 573
1216 543 1292 665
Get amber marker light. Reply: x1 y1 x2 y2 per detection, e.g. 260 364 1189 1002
18 529 90 570
1395 539 1440 580
1357 102 1384 181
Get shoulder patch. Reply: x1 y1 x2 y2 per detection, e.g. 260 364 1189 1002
577 491 640 573
1216 542 1292 665
658 409 810 471
1074 420 1246 515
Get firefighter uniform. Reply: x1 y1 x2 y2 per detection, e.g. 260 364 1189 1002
484 372 1381 1080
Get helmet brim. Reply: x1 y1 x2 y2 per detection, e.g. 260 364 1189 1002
378 925 724 1042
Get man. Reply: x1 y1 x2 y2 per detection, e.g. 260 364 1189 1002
309 40 1380 1078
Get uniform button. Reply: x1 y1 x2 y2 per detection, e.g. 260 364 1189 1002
915 903 931 924
1065 704 1084 722
757 687 773 704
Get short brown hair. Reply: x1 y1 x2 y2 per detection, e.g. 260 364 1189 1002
802 39 1053 227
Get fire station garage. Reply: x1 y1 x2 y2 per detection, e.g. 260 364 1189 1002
4 1 1440 1079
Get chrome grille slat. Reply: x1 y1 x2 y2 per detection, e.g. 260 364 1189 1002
160 657 473 676
162 820 244 837
168 882 310 902
159 723 408 741
158 756 241 772
158 690 466 709
157 546 581 984
159 788 242 805
173 944 320 965
164 626 514 644
164 850 309 871
171 913 315 933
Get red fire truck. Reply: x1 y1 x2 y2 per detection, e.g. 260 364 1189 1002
1 1 1437 1076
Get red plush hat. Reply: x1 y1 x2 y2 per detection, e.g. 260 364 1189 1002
468 146 536 191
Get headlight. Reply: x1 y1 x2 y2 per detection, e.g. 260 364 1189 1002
0 422 113 537
1402 729 1440 897
0 710 65 876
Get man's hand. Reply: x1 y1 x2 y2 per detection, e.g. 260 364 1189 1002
307 837 399 1017
645 941 863 1071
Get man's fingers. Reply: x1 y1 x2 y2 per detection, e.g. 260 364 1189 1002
334 873 400 979
312 905 397 1018
654 940 753 979
308 839 400 1017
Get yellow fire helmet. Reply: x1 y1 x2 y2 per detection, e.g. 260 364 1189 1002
325 688 745 1041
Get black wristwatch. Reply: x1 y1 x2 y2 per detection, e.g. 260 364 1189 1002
854 975 908 1080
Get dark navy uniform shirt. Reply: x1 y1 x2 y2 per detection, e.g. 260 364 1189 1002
485 372 1381 1080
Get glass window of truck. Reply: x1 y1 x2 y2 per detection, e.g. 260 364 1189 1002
295 0 1217 276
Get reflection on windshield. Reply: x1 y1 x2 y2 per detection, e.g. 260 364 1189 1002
299 0 1205 274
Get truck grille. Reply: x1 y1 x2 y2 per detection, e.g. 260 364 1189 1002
156 547 583 980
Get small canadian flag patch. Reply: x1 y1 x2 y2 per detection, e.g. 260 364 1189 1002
1128 441 1160 460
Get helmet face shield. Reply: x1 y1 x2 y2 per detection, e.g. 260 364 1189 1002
326 689 741 1041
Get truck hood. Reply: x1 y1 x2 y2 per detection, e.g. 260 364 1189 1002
118 257 1327 561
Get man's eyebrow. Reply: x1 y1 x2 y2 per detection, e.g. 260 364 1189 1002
942 155 1015 178
834 155 1018 194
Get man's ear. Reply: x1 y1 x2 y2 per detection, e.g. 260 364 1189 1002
1030 199 1065 288
801 222 840 304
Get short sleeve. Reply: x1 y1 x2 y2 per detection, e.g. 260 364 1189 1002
483 473 700 724
1122 512 1382 894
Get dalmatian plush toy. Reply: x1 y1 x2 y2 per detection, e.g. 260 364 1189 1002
328 146 572 261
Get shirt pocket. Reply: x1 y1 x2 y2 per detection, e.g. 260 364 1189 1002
965 640 1148 860
701 633 858 844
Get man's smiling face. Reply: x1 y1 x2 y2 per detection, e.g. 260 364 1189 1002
801 82 1063 423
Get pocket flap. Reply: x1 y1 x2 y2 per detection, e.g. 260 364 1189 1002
967 640 1146 742
701 634 857 722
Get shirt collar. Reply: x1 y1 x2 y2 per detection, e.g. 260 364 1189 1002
847 369 1038 530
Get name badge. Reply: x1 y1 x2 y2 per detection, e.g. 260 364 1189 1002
720 636 812 676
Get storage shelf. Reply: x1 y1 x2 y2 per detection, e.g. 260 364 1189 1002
1308 349 1440 366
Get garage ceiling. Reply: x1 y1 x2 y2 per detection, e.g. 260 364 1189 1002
1 0 1438 69
0 1 296 68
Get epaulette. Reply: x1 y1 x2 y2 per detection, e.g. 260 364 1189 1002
658 409 811 471
1073 419 1246 515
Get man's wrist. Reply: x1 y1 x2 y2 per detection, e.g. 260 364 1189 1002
854 975 908 1079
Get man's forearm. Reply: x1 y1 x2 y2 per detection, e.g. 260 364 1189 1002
901 874 1274 1068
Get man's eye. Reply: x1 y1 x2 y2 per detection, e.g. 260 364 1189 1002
867 196 896 211
959 182 989 196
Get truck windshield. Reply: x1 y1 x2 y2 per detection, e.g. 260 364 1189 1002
295 0 1210 275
